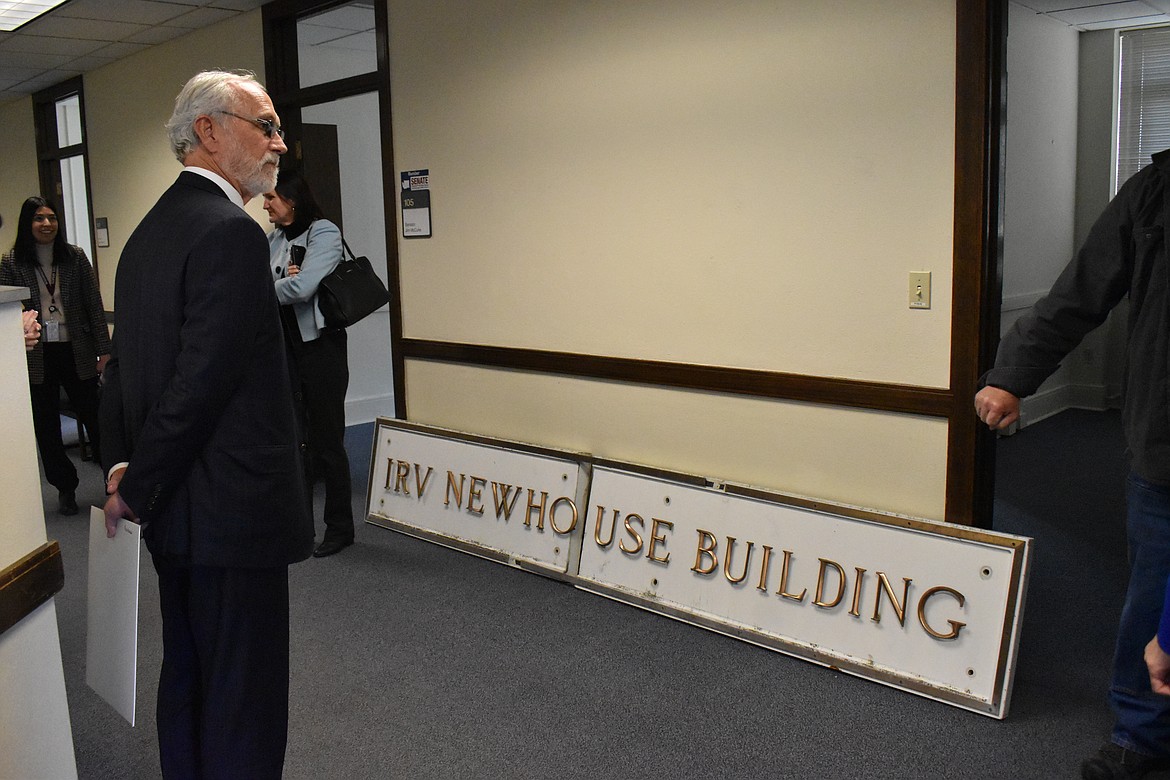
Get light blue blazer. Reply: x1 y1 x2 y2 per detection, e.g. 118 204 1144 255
268 218 343 343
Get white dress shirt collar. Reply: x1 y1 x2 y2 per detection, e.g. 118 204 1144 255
183 166 245 209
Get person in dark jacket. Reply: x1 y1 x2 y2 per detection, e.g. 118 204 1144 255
976 149 1170 780
100 70 311 777
0 196 110 515
264 170 354 558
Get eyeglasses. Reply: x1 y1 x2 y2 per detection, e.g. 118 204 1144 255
215 110 285 141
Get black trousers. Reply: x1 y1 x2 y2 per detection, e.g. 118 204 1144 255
30 341 100 492
153 555 291 780
288 326 353 543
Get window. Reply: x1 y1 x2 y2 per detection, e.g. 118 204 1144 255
32 77 96 273
1117 26 1170 192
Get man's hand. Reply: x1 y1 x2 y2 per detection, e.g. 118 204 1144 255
102 467 137 538
1146 637 1170 696
974 386 1021 431
96 354 110 375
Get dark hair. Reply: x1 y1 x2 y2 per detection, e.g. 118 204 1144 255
273 169 325 240
11 196 71 266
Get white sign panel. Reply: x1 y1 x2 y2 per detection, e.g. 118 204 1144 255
364 422 1030 718
367 420 587 574
577 464 1029 717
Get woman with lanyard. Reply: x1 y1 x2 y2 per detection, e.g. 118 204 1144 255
0 196 111 515
264 171 354 558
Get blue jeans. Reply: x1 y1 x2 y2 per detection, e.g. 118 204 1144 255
1110 472 1170 755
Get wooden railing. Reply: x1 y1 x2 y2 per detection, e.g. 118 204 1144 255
0 541 64 637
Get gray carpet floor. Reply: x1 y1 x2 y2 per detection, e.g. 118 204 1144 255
42 410 1147 778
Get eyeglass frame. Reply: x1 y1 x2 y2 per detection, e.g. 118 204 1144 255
215 110 286 141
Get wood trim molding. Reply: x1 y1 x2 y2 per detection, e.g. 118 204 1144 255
403 339 953 417
0 541 64 638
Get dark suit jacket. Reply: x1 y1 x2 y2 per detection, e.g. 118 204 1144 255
0 244 112 383
100 171 313 568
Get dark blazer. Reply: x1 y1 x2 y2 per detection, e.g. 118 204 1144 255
0 244 111 383
100 171 313 568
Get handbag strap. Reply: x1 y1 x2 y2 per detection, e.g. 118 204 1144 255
291 221 355 266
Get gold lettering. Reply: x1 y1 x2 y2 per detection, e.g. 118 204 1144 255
756 545 774 591
776 549 807 602
524 489 548 529
444 471 465 508
384 458 394 491
593 506 619 548
691 529 718 575
491 483 520 521
917 586 967 640
619 513 645 555
467 476 486 515
813 558 847 609
549 497 578 534
394 460 411 495
849 567 867 617
646 518 673 564
872 572 911 626
723 536 754 584
414 465 433 497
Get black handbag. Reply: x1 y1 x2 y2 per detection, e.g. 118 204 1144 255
315 238 391 329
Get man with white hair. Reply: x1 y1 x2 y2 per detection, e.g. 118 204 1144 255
101 70 313 778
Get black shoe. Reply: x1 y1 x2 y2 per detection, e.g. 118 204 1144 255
58 490 79 516
312 538 353 558
1082 743 1170 779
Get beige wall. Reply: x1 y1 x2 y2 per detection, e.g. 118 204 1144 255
0 1 965 520
391 0 955 386
83 11 267 303
391 0 957 519
0 97 41 258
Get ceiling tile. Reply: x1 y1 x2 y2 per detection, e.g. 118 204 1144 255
1014 0 1146 11
1048 1 1158 24
164 6 236 29
0 49 71 68
1078 13 1170 28
0 35 108 56
18 68 82 90
125 24 190 45
88 40 152 59
57 0 194 25
205 0 266 12
20 16 150 41
64 53 118 71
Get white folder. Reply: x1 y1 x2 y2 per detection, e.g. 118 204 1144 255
85 506 141 726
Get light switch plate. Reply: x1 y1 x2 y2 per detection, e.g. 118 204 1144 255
909 271 931 309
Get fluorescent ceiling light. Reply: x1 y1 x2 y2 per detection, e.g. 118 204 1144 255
0 0 69 32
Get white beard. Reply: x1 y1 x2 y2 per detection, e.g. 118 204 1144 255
225 143 280 201
240 155 280 201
